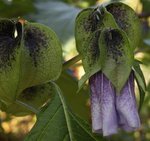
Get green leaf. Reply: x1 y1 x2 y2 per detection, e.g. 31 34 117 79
137 84 145 111
0 19 62 105
99 28 134 92
133 60 146 91
57 72 89 120
25 83 104 141
133 60 146 110
106 2 142 50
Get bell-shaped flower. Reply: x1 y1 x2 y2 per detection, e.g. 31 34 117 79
75 2 146 137
89 71 141 136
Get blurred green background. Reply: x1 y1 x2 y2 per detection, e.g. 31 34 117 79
0 0 150 141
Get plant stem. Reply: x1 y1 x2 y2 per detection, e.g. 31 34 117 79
15 100 39 114
63 54 81 70
138 12 150 18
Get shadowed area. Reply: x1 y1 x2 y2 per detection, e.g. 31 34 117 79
24 26 48 67
0 19 22 70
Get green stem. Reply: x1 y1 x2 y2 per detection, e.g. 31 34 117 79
63 54 81 70
15 100 39 114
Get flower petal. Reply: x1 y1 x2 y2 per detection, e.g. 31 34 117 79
101 73 118 136
116 73 141 130
118 111 136 131
90 72 118 136
89 72 102 133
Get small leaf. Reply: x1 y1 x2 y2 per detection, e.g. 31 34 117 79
99 28 134 92
133 60 146 110
106 2 142 50
133 60 146 91
137 84 145 111
25 82 104 141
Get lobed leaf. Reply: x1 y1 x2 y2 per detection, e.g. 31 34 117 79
25 82 104 141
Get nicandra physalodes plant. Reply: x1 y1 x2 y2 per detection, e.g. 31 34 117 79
0 19 62 114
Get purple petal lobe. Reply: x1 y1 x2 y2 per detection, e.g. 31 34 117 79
89 72 102 132
118 111 135 131
101 73 118 136
116 73 141 130
90 72 118 136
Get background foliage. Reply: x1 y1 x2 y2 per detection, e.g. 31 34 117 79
0 0 150 141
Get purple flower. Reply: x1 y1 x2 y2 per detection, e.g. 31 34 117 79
89 71 140 136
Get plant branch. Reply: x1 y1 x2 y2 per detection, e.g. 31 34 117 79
63 54 81 70
15 100 39 114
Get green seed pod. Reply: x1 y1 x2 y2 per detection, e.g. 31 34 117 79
75 5 119 90
0 19 62 105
